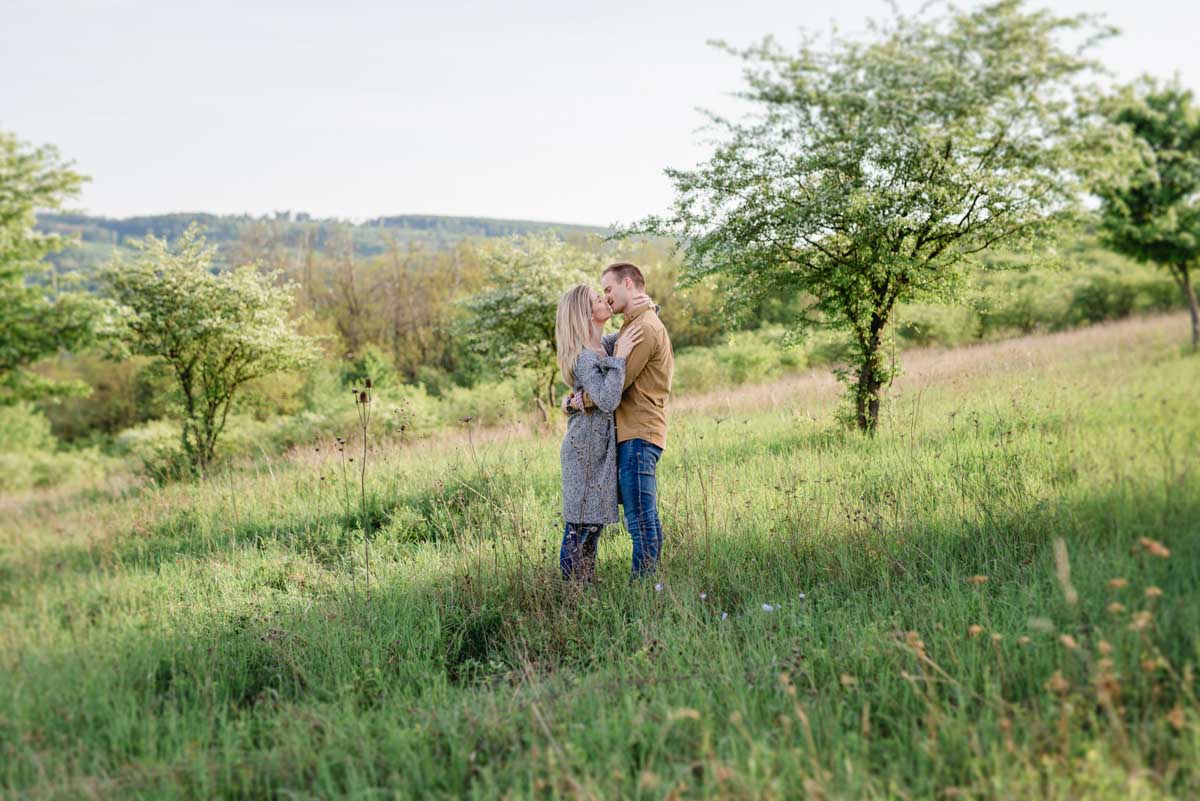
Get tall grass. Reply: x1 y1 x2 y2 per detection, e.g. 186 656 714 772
0 313 1196 800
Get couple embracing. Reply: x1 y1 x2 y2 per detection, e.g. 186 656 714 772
554 262 674 582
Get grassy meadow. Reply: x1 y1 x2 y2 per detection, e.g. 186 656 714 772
1 312 1198 800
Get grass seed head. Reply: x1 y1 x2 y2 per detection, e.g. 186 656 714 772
1144 586 1163 599
967 575 989 586
1107 578 1128 590
1107 602 1126 615
968 624 984 638
1059 634 1079 650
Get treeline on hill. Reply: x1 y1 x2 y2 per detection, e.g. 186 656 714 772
3 220 1185 493
34 211 609 280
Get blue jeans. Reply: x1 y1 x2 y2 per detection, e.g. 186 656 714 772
618 439 664 578
560 522 602 581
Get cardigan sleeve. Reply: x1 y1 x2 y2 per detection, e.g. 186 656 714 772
575 351 626 414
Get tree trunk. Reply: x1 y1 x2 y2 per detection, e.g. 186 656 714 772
1179 264 1199 351
853 315 887 435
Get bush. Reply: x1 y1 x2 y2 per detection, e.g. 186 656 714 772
895 304 980 347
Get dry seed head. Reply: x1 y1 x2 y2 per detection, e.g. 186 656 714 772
1107 602 1126 615
1017 636 1032 646
1098 640 1113 656
1046 670 1070 695
968 624 984 638
1128 611 1153 631
967 575 989 586
1138 537 1171 558
364 377 372 389
1145 586 1163 599
991 633 1003 643
1141 658 1162 674
1107 578 1128 590
359 391 368 404
1059 634 1079 650
1166 706 1186 731
840 673 857 688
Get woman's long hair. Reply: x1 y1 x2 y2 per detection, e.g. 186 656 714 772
556 284 593 388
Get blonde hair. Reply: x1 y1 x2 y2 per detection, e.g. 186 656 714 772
556 284 593 388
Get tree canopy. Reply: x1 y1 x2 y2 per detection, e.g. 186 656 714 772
1093 78 1200 349
631 0 1121 431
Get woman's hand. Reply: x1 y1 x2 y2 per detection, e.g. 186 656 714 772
629 294 656 312
614 326 644 359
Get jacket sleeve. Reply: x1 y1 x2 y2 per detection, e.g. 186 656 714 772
576 353 626 413
619 327 654 391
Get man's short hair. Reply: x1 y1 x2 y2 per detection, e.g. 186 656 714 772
602 262 645 289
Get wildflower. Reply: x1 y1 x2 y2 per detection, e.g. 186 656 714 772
1145 586 1163 599
968 624 984 638
762 603 776 613
654 583 664 593
1059 634 1079 650
720 612 728 621
1107 602 1126 615
797 592 806 601
1098 640 1113 655
1107 578 1128 590
1017 636 1032 646
699 592 708 600
840 673 857 688
967 575 989 586
991 633 1003 643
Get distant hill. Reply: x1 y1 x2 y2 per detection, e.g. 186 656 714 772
35 211 613 275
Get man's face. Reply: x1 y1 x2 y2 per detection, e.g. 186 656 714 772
601 271 631 314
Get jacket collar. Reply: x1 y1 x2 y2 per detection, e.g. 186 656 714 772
621 303 651 326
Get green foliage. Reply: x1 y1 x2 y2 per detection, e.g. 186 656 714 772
0 131 101 404
631 1 1125 432
102 225 321 474
1093 77 1200 347
460 235 596 410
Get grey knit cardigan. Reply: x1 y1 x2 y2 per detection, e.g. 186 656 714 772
560 346 626 524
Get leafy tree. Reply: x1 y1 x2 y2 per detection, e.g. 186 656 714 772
1093 78 1200 349
103 225 320 475
0 131 99 404
461 235 593 418
631 0 1120 432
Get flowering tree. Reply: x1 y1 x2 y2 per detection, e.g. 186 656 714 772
0 131 100 404
632 0 1121 432
461 235 594 418
103 225 320 475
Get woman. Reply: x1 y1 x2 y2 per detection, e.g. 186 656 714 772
555 284 642 581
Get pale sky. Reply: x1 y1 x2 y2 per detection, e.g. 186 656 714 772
4 0 1198 227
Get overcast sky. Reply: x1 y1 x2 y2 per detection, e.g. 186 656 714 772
4 0 1198 227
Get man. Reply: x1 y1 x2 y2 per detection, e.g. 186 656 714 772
567 262 674 578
